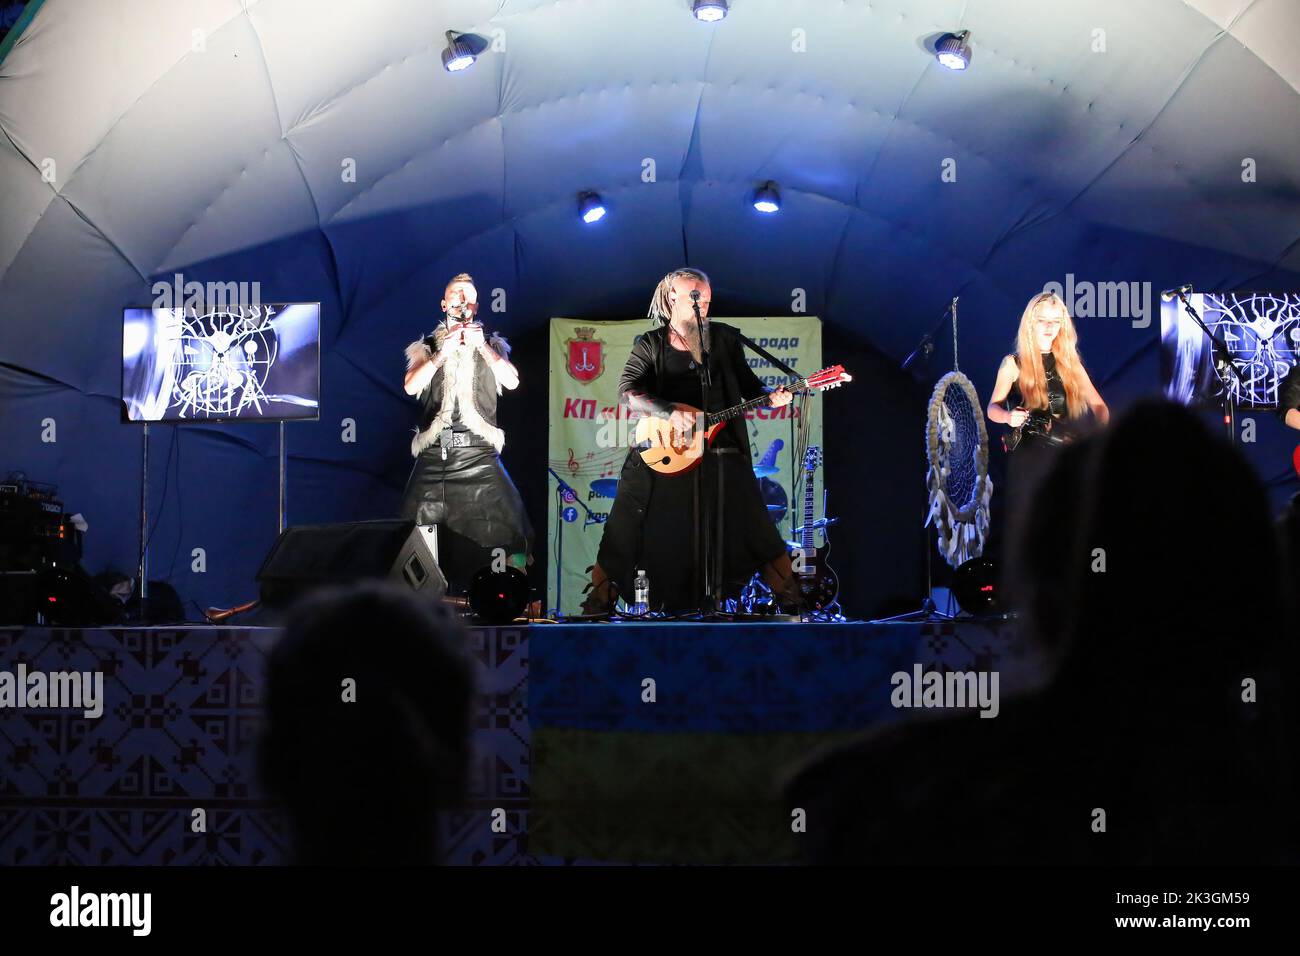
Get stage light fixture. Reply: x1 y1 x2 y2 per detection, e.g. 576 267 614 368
578 191 607 223
442 31 476 72
468 566 530 624
951 556 1000 615
752 182 781 214
935 30 972 71
692 1 729 22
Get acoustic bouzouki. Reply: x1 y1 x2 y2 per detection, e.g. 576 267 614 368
634 365 852 476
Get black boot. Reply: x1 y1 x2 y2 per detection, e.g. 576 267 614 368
574 569 618 620
772 574 807 617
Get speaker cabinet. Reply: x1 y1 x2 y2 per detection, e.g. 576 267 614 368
256 520 444 608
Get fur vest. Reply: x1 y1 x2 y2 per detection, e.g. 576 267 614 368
404 325 512 457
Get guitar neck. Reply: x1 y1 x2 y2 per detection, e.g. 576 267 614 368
707 377 809 426
801 467 816 555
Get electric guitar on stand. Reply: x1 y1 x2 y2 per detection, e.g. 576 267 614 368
793 447 839 611
634 365 852 476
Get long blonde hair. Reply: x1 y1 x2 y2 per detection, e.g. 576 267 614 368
1014 291 1088 419
648 268 710 325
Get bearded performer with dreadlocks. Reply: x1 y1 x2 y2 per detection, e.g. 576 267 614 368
400 273 532 587
579 268 800 616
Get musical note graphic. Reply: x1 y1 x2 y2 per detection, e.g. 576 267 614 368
549 447 627 477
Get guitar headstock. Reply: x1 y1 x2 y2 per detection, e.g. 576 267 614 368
803 446 822 473
805 365 852 391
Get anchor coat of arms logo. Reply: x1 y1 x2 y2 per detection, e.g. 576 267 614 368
566 327 604 384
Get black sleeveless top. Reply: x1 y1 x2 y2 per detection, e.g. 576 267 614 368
1007 352 1068 419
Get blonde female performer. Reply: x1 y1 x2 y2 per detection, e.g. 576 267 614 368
987 291 1109 443
986 291 1109 524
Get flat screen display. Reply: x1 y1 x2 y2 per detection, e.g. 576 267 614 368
121 303 320 423
1160 291 1299 409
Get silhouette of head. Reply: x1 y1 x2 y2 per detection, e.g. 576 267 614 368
1004 433 1096 662
260 581 474 865
1058 399 1282 693
1041 400 1287 861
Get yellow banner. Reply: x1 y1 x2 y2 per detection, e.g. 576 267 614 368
546 316 824 615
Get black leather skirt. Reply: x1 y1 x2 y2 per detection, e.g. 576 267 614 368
400 443 532 586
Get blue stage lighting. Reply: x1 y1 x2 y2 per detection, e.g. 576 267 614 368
752 182 781 214
579 192 607 223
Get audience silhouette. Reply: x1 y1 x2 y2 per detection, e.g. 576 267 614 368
786 400 1295 864
260 581 474 865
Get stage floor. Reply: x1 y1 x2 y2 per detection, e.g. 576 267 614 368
0 618 1037 864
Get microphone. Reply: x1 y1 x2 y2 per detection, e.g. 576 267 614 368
548 468 577 499
1161 284 1193 302
688 288 706 335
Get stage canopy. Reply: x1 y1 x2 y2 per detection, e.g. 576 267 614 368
1 0 1297 610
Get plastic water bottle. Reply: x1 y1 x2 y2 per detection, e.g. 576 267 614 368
632 569 650 616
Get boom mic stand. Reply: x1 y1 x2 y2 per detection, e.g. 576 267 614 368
1169 287 1249 444
877 296 962 623
547 466 598 617
901 298 964 375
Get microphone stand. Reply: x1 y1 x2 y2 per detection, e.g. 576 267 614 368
879 296 962 623
690 293 718 615
901 298 963 375
1173 289 1248 444
901 334 934 372
547 466 598 617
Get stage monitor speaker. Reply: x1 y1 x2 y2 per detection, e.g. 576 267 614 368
256 520 444 609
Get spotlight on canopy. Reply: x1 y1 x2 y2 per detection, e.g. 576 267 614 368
752 182 781 214
442 30 476 72
692 1 729 24
578 191 607 224
935 30 972 71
